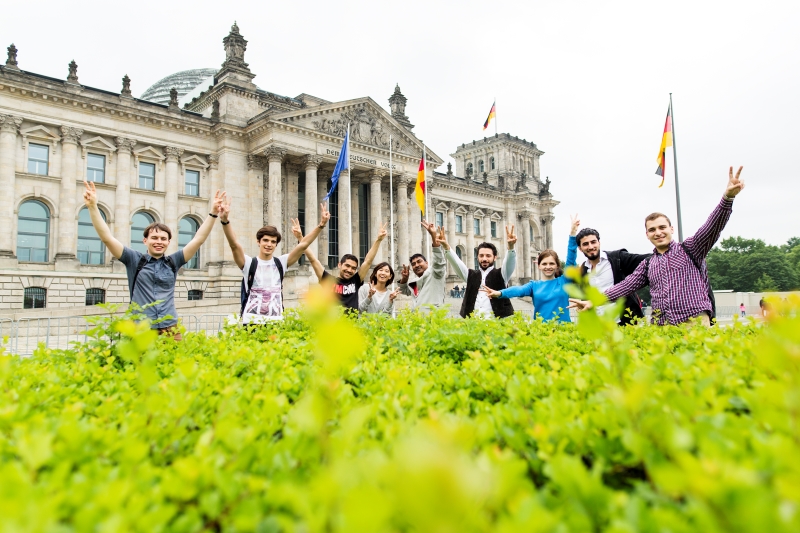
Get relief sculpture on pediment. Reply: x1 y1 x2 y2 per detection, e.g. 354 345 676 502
312 107 418 155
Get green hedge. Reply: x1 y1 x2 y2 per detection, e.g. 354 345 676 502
1 296 798 532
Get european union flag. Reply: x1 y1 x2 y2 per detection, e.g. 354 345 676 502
324 125 349 201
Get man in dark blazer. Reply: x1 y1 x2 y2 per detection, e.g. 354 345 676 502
576 228 650 325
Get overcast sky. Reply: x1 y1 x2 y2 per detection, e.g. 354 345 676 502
3 0 797 253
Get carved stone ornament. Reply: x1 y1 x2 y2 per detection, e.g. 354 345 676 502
211 100 220 122
207 154 219 169
60 126 84 144
222 22 250 71
115 137 137 153
67 60 79 83
446 162 453 176
388 84 414 131
263 146 286 162
5 43 19 69
164 146 184 161
483 172 489 184
370 169 385 182
168 88 179 109
0 114 23 133
397 174 412 187
121 74 132 97
312 107 416 154
247 154 267 170
303 154 323 169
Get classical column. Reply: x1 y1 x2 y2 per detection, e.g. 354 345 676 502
56 126 84 260
465 207 476 269
318 169 331 266
369 170 384 262
543 215 554 249
114 137 136 249
446 202 457 275
483 210 493 243
207 154 224 263
339 168 353 254
304 155 322 259
396 175 410 266
263 147 286 255
247 154 267 249
0 115 22 256
351 177 360 258
164 146 183 254
518 211 532 279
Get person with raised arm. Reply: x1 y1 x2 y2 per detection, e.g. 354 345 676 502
569 167 746 326
357 262 401 315
482 214 580 323
82 180 224 338
219 197 329 324
439 225 517 318
397 221 448 309
301 222 388 312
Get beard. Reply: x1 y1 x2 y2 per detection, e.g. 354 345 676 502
584 251 600 261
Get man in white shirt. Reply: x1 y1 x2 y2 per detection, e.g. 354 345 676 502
219 198 330 323
439 226 517 318
576 227 650 325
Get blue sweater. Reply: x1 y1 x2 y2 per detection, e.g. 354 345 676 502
498 236 578 322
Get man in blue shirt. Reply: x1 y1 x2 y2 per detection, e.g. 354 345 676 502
83 180 224 338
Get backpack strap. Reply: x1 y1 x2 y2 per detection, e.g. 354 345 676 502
240 257 260 315
130 255 149 298
273 256 284 282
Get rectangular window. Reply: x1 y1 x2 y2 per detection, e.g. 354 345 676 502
86 153 105 183
185 169 200 196
327 180 339 269
297 172 306 266
435 212 444 228
491 221 497 238
456 215 463 233
474 218 481 236
358 183 370 263
24 287 46 309
188 290 203 301
85 288 105 306
28 143 49 175
139 162 155 190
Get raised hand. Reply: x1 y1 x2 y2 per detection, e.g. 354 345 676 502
377 221 388 241
389 288 400 302
290 218 303 241
83 180 98 208
505 224 517 250
211 190 225 216
368 283 377 299
567 298 593 312
437 227 450 250
219 196 231 223
400 264 410 284
319 203 331 227
724 166 745 199
570 213 580 236
421 219 437 237
480 285 501 299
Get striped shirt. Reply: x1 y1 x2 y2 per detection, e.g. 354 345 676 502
605 197 733 325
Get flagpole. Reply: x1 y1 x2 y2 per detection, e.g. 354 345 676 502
423 143 431 260
389 134 396 318
670 93 684 242
494 98 497 136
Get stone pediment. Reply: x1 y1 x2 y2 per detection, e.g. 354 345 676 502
180 154 209 169
20 125 60 142
80 136 117 157
267 98 442 164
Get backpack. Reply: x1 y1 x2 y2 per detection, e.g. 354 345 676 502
130 254 178 299
240 257 285 315
643 243 716 322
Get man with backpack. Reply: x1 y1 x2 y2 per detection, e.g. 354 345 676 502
218 196 330 323
570 166 745 326
574 227 650 325
82 180 225 338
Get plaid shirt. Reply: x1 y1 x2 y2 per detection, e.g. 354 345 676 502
605 197 733 325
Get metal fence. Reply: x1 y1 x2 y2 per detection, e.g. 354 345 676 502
4 313 234 357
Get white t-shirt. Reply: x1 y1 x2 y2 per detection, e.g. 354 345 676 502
241 254 289 323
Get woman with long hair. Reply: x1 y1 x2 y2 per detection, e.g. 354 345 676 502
482 214 580 322
358 262 400 314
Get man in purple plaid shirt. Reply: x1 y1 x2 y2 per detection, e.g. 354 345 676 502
570 166 745 326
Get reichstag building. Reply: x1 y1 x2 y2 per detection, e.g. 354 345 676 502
0 24 558 312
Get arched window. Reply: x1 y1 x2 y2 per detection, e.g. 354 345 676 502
78 207 106 265
490 157 495 170
131 211 154 254
179 217 200 269
17 200 50 262
456 246 464 261
24 287 46 309
479 160 484 173
85 288 105 306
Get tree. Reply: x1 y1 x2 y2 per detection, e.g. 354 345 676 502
706 236 800 292
754 273 779 292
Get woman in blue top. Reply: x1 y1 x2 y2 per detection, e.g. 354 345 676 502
482 214 580 323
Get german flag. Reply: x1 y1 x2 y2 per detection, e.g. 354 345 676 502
655 104 673 188
415 156 426 215
483 101 496 131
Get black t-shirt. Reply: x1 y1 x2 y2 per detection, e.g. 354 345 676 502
322 271 363 310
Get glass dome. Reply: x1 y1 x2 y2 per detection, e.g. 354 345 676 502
140 69 217 105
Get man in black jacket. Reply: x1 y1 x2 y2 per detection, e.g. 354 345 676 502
440 226 517 318
576 228 650 325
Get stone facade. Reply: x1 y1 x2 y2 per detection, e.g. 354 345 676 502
0 25 558 311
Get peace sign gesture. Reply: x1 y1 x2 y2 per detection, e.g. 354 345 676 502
724 166 745 199
318 202 331 227
211 189 225 216
569 213 580 236
505 224 517 250
377 221 388 241
83 180 98 208
290 218 303 241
